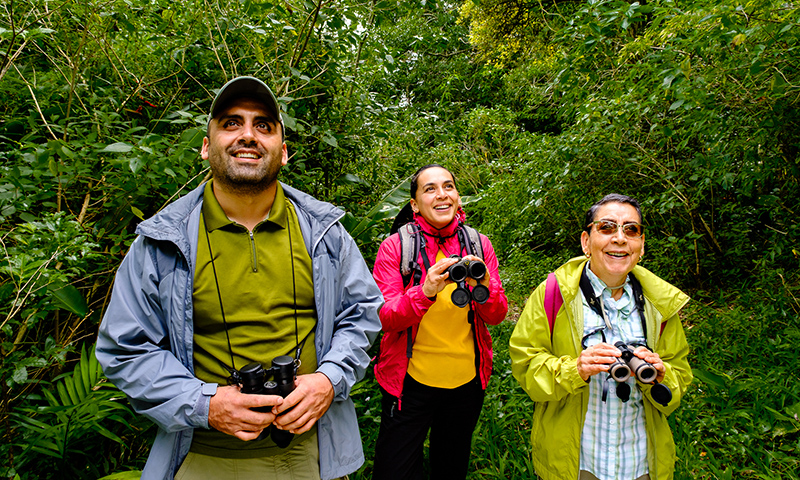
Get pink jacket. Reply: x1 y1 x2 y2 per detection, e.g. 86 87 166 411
372 212 508 400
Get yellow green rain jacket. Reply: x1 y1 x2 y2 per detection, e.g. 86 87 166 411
509 257 692 480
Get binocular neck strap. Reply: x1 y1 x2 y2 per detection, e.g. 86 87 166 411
202 210 303 380
579 264 613 330
203 211 237 379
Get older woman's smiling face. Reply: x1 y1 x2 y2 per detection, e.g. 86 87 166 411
581 202 645 287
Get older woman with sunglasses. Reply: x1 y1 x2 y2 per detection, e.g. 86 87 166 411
509 194 692 480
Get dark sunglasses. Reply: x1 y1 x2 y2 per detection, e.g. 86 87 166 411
587 220 645 238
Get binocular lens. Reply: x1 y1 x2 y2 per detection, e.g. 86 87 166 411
609 360 631 382
239 362 266 394
467 261 486 281
633 364 658 384
449 263 469 283
272 355 295 384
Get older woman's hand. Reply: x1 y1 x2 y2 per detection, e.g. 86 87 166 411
633 346 666 383
421 256 460 299
577 343 621 382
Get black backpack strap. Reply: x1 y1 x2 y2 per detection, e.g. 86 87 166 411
398 223 424 288
398 223 426 358
458 224 483 259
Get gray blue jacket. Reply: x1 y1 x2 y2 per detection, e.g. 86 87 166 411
96 182 383 480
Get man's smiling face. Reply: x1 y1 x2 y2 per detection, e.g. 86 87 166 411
201 96 287 194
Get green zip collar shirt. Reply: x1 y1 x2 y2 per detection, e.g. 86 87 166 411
191 180 317 456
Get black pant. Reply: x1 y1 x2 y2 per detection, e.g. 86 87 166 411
372 374 485 480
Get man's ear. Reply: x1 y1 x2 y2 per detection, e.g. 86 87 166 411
201 137 210 160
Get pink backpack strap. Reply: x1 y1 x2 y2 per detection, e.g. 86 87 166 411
544 272 563 340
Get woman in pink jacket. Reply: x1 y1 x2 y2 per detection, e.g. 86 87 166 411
371 164 508 480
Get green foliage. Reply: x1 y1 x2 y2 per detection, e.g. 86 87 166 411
673 280 800 479
7 344 148 479
0 212 99 425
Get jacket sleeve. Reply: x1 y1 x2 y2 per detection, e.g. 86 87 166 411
641 310 693 416
509 282 588 402
473 235 508 326
96 236 213 433
372 234 436 333
315 226 384 400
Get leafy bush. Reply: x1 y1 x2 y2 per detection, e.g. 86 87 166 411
6 345 150 479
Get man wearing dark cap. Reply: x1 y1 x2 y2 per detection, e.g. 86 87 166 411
96 77 383 480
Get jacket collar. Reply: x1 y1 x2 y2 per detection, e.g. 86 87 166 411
136 181 346 259
556 256 689 321
413 207 466 240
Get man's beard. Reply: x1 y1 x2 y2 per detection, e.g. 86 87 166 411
208 143 282 195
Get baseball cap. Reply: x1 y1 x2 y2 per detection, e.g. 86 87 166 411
209 76 284 135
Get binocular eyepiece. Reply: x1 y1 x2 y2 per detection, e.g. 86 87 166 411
238 355 297 447
609 342 672 407
446 257 490 308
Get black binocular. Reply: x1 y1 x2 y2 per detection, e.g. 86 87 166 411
446 256 490 308
609 342 672 407
238 355 297 447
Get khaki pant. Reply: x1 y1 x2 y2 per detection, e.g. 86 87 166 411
176 433 339 480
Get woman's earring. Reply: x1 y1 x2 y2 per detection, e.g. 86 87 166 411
584 251 591 258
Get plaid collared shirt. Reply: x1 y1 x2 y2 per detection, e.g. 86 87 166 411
579 266 649 480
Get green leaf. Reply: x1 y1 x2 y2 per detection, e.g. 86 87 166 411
692 368 729 389
131 206 145 220
669 99 685 111
101 142 134 153
281 112 296 131
12 365 28 384
336 174 368 186
64 375 80 405
49 284 89 317
322 133 338 148
129 156 145 174
787 401 800 421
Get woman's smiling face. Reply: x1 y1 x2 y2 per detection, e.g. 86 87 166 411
581 202 645 287
410 166 460 229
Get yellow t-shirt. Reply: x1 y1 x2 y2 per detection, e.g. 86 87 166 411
407 250 476 388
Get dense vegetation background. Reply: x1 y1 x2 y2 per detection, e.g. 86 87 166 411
1 0 798 478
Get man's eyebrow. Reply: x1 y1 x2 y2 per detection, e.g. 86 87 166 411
218 113 243 122
217 113 274 125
